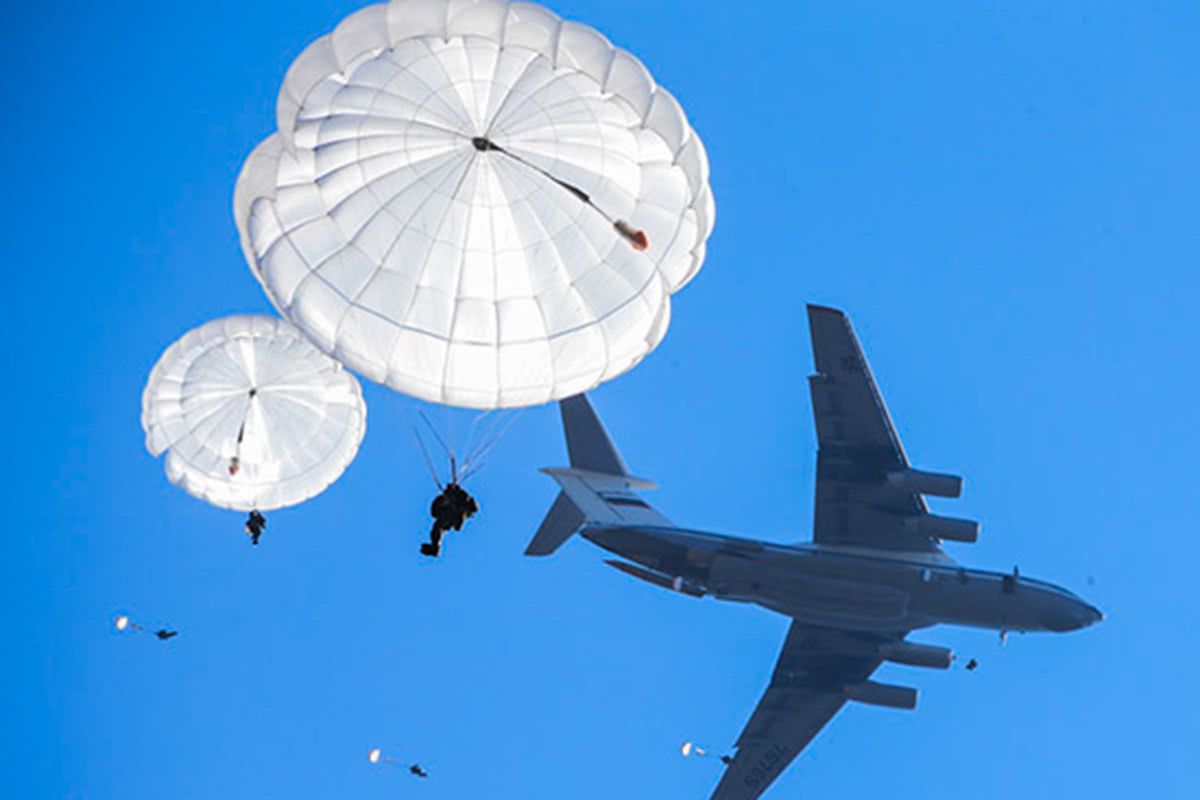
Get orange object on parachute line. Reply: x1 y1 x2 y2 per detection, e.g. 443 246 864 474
614 219 649 251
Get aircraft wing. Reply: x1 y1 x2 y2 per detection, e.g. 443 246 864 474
807 305 973 553
709 623 890 800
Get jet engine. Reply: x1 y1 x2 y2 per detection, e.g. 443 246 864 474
876 641 954 669
903 513 980 543
885 468 963 498
843 681 918 710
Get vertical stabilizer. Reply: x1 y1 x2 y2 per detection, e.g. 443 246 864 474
560 394 629 476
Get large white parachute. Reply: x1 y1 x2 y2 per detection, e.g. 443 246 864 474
235 0 714 408
141 315 367 512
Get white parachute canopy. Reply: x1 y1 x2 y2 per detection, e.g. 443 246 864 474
141 315 367 512
235 0 714 409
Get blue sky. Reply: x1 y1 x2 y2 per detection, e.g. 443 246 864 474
5 1 1198 797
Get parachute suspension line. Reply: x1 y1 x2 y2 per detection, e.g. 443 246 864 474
411 425 445 491
460 409 495 471
458 408 504 479
417 411 453 466
459 410 522 483
228 387 258 476
412 409 471 486
408 407 519 488
470 137 648 251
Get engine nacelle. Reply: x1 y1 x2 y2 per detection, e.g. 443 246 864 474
876 641 954 669
886 468 963 498
903 513 980 543
843 680 918 710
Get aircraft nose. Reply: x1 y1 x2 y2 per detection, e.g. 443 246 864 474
1042 596 1104 632
1065 601 1104 630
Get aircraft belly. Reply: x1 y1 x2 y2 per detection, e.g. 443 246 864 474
778 576 909 626
709 555 912 630
591 529 1079 634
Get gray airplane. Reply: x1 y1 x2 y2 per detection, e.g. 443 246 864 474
525 305 1102 800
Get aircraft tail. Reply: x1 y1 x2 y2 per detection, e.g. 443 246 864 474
524 394 669 557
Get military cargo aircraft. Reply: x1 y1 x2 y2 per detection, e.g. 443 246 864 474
525 305 1102 800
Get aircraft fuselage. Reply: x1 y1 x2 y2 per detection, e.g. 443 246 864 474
584 525 1102 634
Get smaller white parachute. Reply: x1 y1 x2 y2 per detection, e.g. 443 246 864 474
141 315 367 512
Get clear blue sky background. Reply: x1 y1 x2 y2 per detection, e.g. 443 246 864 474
5 1 1197 798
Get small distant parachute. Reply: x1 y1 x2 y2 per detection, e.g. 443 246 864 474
368 747 426 777
682 741 731 764
113 614 177 641
141 315 367 513
234 0 714 410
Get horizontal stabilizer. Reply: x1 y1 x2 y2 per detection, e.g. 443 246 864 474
525 492 585 556
541 468 671 528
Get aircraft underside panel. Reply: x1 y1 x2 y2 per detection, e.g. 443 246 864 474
709 555 910 628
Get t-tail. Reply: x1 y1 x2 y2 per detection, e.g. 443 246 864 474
525 394 670 556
